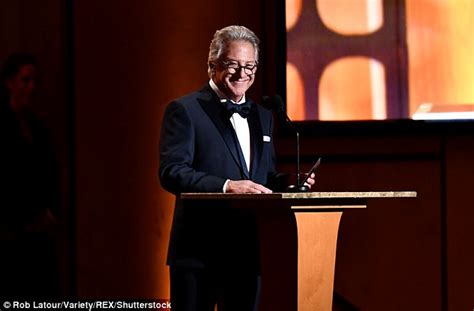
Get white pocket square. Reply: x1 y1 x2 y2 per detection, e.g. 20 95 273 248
263 135 271 142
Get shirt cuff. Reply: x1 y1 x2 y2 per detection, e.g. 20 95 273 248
223 179 230 193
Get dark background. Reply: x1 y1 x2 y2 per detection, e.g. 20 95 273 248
1 1 472 310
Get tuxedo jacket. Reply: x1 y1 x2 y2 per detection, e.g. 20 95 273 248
159 84 282 270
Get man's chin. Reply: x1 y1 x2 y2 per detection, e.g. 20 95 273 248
228 92 245 101
227 86 248 98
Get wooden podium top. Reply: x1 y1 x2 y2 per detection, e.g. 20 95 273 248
181 191 417 200
180 192 416 209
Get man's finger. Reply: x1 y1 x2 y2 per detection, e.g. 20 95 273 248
252 183 272 194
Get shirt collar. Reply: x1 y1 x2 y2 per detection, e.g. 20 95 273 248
209 79 246 104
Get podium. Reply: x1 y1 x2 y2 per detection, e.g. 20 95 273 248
181 191 416 311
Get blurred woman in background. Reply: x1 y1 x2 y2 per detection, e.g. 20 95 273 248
0 53 60 298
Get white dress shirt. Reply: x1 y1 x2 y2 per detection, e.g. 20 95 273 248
209 80 251 192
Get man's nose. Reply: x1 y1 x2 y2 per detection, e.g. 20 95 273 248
237 67 247 78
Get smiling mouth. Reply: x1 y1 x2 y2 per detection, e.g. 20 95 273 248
230 79 249 83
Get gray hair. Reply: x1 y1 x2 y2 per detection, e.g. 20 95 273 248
207 25 260 78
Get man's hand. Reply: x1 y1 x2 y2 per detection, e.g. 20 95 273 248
304 173 316 189
226 180 273 194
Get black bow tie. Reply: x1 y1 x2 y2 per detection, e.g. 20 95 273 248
222 100 252 118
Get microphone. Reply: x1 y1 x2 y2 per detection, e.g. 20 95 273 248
262 95 309 192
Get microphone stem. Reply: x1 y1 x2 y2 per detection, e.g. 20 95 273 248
296 131 300 187
283 114 301 188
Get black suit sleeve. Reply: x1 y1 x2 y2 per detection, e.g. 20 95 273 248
159 101 227 194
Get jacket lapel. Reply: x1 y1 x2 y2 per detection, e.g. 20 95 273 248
197 85 249 179
247 101 263 180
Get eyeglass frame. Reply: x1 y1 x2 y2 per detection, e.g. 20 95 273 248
216 59 258 75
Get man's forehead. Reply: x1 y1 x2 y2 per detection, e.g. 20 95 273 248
223 41 256 59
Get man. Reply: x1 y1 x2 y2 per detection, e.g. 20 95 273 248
159 25 314 311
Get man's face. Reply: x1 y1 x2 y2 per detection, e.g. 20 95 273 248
212 40 257 102
6 64 38 109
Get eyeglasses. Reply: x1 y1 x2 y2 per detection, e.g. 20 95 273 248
219 60 258 75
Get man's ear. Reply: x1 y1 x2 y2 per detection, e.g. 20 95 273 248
208 63 216 76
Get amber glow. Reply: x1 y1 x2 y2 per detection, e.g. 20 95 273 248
287 62 306 120
316 0 386 120
287 0 386 120
319 57 386 120
317 0 383 35
406 0 474 115
286 0 302 31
